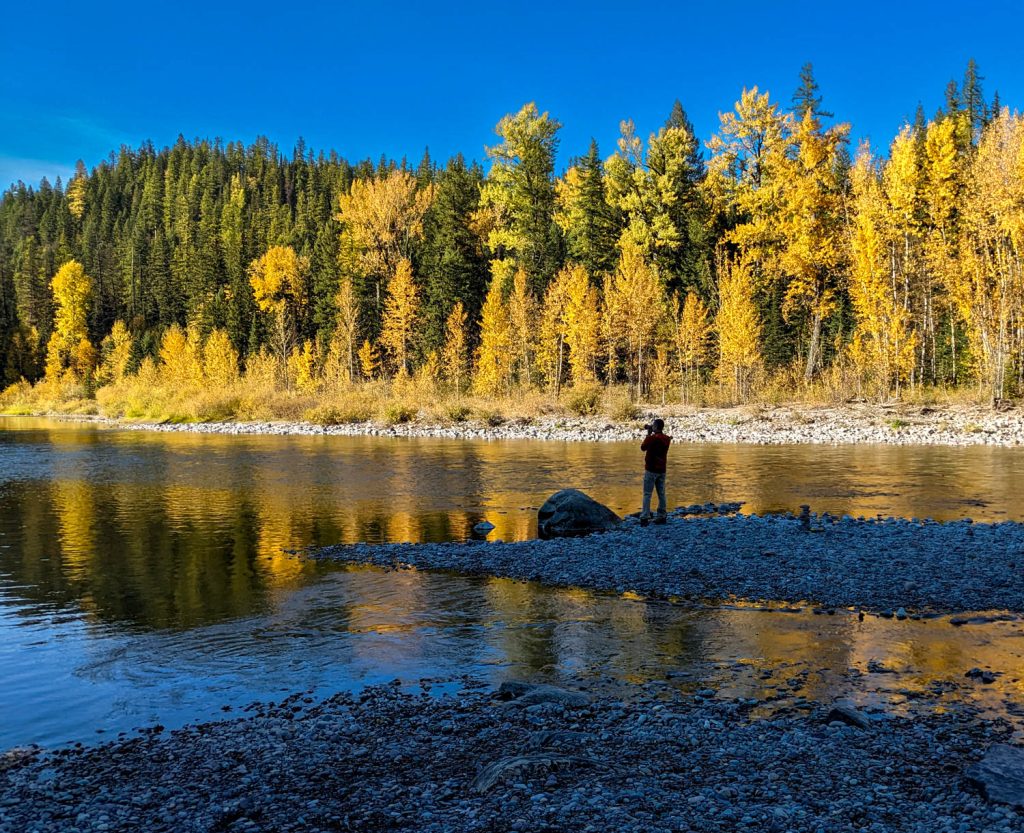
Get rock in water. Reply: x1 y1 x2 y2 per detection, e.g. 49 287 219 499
537 489 622 539
473 521 495 535
965 744 1024 808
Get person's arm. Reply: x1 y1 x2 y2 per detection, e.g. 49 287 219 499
641 435 652 450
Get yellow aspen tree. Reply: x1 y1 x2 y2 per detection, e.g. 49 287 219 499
72 338 97 381
715 252 762 400
248 246 309 367
563 264 601 386
507 268 538 387
881 126 925 386
203 329 240 388
603 241 664 398
47 260 93 381
778 111 849 381
847 147 917 399
289 341 318 392
537 266 571 393
323 277 360 388
98 320 134 385
474 273 512 397
379 257 420 377
650 344 674 405
440 300 469 396
159 323 202 388
673 291 711 401
336 170 431 314
358 339 380 381
948 110 1024 403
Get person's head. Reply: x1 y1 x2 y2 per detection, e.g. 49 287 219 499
652 418 664 433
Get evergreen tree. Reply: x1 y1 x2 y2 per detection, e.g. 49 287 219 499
791 62 833 121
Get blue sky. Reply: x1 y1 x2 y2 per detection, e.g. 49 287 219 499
2 0 1022 190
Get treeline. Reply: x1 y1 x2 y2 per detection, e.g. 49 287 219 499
2 59 1022 409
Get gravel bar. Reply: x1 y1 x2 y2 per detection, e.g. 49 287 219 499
314 512 1024 615
2 682 1021 833
40 403 1024 446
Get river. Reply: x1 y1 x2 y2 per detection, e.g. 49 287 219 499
1 416 1023 749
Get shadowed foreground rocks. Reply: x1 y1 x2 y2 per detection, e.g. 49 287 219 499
1 683 1021 833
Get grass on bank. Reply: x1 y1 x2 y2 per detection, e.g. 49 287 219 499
0 357 1002 429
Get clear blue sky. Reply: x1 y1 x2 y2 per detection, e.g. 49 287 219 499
2 0 1022 191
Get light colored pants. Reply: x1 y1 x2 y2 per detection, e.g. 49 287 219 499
642 471 667 519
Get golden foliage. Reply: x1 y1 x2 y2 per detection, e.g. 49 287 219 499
440 301 469 395
379 257 420 376
474 267 512 397
715 252 761 398
336 171 431 277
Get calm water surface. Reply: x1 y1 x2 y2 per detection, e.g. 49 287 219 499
2 416 1023 748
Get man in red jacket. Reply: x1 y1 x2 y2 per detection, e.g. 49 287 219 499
640 418 671 526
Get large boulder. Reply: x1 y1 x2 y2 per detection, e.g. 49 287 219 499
537 489 621 539
966 744 1024 808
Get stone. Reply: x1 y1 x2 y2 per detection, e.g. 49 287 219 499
473 521 495 535
537 489 622 539
965 744 1024 808
471 753 599 794
496 679 590 707
824 704 871 730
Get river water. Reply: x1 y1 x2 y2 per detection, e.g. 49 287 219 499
1 416 1023 748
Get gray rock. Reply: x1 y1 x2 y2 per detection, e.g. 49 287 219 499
471 753 599 794
825 704 871 730
495 680 590 707
965 744 1024 808
537 489 621 539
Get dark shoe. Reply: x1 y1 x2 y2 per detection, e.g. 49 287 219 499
654 516 667 525
640 517 650 527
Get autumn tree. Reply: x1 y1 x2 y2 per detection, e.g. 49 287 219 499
336 170 431 331
715 252 761 399
474 268 512 397
46 260 94 382
847 147 917 399
379 257 421 376
248 245 309 368
673 291 711 401
97 320 133 385
203 329 240 388
563 264 601 386
603 241 664 398
440 300 469 396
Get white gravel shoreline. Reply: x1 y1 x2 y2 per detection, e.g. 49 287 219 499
14 402 1024 446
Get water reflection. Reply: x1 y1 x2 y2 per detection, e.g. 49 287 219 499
2 565 1022 749
3 417 1024 632
3 417 1024 748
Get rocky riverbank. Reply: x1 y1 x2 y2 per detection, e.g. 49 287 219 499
315 511 1024 615
30 402 1024 446
1 681 1020 833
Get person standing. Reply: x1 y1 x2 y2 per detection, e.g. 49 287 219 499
640 418 671 526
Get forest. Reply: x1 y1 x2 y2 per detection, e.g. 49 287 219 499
1 60 1022 424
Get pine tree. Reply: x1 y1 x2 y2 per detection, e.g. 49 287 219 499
791 63 833 120
478 103 563 294
554 140 618 277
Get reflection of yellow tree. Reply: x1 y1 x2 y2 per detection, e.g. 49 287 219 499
53 479 95 579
